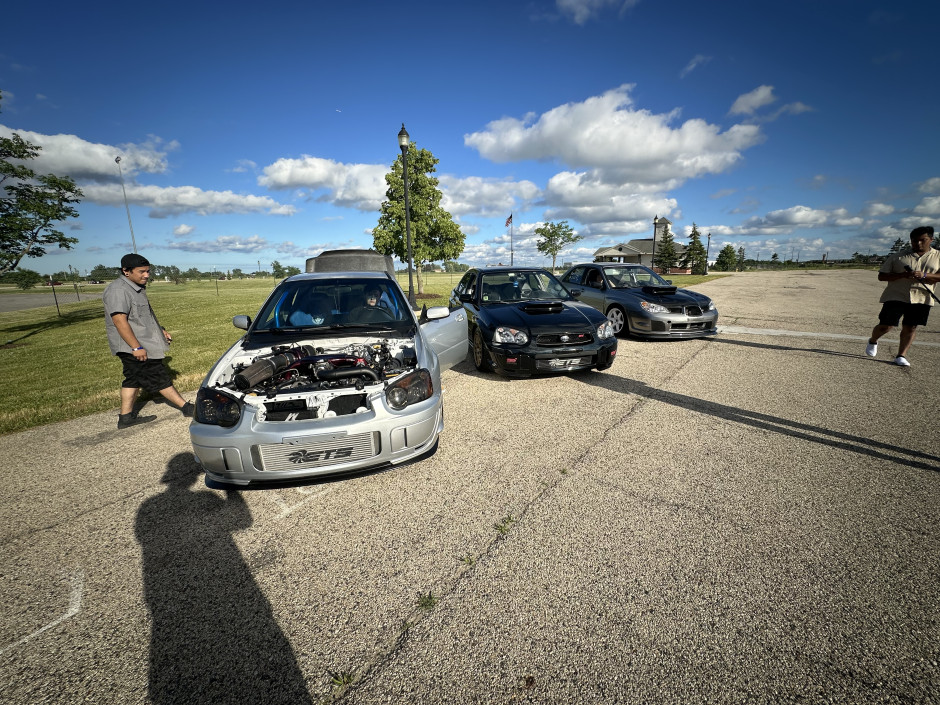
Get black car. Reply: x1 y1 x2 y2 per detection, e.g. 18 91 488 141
560 263 718 339
450 266 617 376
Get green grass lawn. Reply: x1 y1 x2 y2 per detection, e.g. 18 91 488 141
0 272 727 435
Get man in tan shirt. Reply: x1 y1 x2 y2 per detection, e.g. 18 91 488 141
866 226 940 366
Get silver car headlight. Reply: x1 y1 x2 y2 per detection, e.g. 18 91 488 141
596 321 615 339
195 387 242 427
640 301 669 314
705 300 716 311
493 326 529 345
385 368 433 410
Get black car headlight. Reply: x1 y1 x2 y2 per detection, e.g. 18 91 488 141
195 387 242 427
385 368 433 410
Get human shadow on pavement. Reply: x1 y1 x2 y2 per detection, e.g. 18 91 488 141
577 374 939 472
135 454 314 704
709 336 909 363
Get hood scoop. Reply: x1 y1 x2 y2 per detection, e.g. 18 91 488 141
521 301 565 315
642 285 678 295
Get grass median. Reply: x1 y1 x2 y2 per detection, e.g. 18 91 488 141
0 271 723 435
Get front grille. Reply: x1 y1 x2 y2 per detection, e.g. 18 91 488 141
535 332 594 346
255 431 378 471
685 305 704 316
535 355 594 371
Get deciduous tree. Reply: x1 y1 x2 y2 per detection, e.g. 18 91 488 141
373 142 464 294
1 92 83 275
713 244 738 271
534 220 581 272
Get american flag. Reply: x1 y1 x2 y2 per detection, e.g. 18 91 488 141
505 213 513 227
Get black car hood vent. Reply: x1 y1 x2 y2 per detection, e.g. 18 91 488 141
521 301 565 315
642 285 678 296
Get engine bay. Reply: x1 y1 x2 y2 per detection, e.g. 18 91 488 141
210 337 418 421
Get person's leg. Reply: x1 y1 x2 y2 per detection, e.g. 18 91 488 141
120 386 139 414
869 323 893 345
158 385 187 408
897 324 918 359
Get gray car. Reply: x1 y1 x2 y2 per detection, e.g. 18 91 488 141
560 263 718 339
189 250 467 487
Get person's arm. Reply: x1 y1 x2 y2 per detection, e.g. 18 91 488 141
878 271 910 282
111 313 148 361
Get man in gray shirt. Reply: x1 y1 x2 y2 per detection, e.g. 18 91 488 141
103 253 194 428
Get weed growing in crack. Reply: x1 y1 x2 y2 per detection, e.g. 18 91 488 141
494 514 515 535
461 553 476 566
328 670 354 687
417 591 438 610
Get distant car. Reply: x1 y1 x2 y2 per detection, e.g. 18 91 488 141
44 280 63 286
560 263 718 339
449 266 617 376
189 249 468 487
88 279 104 284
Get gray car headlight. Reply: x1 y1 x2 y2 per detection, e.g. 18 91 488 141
640 301 670 314
705 300 716 311
386 368 433 410
493 326 529 345
195 387 242 427
596 321 615 339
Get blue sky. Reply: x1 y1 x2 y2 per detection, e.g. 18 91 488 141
2 0 938 276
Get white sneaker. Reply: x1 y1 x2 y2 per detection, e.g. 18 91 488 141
865 342 877 357
894 356 910 367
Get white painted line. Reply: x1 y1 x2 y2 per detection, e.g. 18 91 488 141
717 326 940 348
276 486 336 519
0 571 84 656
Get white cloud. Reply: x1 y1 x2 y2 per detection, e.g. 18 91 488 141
729 85 777 116
913 196 940 215
258 156 388 211
863 202 895 216
465 84 764 189
0 124 174 179
80 183 296 218
166 235 271 254
173 224 195 237
437 175 540 218
680 54 712 78
555 0 639 25
919 177 940 194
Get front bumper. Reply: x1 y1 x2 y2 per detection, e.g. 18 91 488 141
190 393 443 485
628 310 719 339
488 340 617 376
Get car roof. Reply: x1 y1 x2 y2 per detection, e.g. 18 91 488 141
284 270 392 282
476 266 551 274
305 249 395 276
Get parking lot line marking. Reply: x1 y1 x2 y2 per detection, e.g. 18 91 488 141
269 486 337 519
718 325 940 348
0 571 84 656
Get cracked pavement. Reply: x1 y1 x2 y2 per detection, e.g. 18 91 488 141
1 269 938 704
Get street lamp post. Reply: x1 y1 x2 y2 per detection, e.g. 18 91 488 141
114 156 138 253
398 124 416 308
704 232 711 275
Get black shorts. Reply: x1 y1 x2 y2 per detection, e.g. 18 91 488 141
118 354 173 393
878 301 931 327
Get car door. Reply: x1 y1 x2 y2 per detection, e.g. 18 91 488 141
577 267 607 314
422 308 468 371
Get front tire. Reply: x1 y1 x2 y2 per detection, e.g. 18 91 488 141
472 328 493 373
606 305 626 336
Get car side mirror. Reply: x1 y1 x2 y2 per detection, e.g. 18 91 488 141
664 279 673 285
570 288 583 297
459 293 474 303
233 315 251 330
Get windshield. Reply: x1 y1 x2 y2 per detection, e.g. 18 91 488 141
479 270 570 303
602 266 669 289
252 277 411 332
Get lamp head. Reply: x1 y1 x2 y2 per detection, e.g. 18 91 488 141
398 124 410 151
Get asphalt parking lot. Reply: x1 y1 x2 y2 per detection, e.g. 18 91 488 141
1 269 937 704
